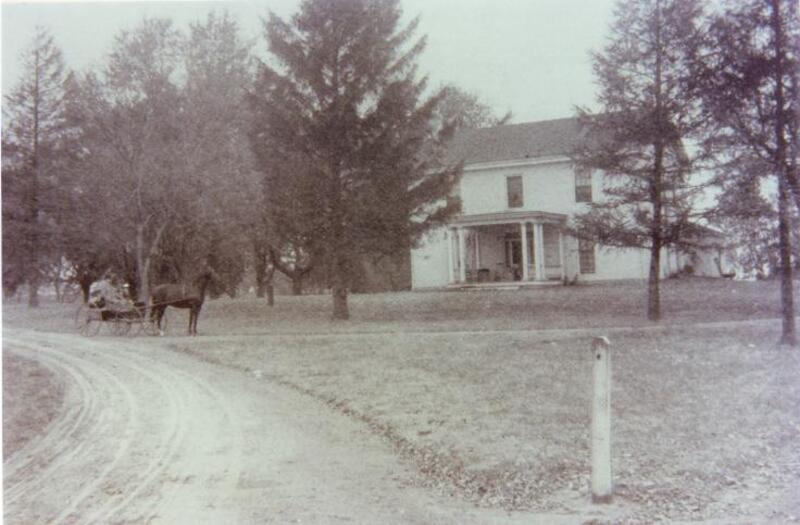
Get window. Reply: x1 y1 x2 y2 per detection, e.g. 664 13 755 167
507 175 523 208
579 239 596 274
575 168 592 203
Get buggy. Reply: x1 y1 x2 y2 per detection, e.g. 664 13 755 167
74 298 166 336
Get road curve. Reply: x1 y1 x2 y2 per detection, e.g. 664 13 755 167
3 329 553 524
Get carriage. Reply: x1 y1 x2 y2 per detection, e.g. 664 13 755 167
73 266 217 337
74 299 167 336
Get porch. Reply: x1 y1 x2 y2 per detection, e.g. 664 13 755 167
445 211 569 285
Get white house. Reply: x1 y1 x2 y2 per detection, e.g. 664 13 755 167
411 117 729 289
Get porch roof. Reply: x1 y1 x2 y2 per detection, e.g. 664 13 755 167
449 210 567 227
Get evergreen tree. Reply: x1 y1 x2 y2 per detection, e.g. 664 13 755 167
694 0 799 346
572 0 707 321
2 27 71 306
250 0 460 319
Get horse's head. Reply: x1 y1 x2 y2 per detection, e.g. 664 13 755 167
195 264 222 288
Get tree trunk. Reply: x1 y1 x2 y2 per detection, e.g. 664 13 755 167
136 224 149 304
136 221 167 306
771 0 797 347
27 280 40 308
268 245 311 298
27 48 41 309
776 173 797 346
291 278 303 296
266 284 275 307
253 242 268 298
647 0 664 323
53 280 62 302
255 273 266 298
80 279 92 304
332 285 349 320
647 238 661 321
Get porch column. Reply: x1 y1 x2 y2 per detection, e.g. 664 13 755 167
474 231 481 270
458 227 467 283
558 228 566 281
447 228 455 284
534 223 545 281
520 222 530 281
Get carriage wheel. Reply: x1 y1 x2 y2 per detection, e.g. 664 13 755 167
75 304 102 337
128 307 146 337
110 316 131 336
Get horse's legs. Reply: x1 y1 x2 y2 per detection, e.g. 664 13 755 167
188 306 197 336
153 305 166 336
195 305 202 335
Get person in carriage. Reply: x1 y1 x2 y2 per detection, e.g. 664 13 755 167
88 271 134 313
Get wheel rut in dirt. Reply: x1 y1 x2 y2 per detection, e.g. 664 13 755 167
3 331 240 524
3 329 566 524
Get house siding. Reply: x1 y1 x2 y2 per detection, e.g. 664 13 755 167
459 160 586 216
411 228 451 289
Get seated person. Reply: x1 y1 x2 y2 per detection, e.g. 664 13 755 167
88 274 133 311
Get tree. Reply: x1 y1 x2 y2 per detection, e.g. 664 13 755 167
2 27 71 306
694 0 799 346
67 18 184 303
250 0 460 319
437 85 511 130
62 14 256 302
712 156 800 279
174 10 257 295
572 0 707 321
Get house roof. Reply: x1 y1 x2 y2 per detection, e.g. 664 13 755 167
444 117 584 166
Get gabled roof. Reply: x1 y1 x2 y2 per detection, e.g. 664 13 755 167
444 117 583 166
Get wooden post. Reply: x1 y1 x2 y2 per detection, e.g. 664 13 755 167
591 336 613 503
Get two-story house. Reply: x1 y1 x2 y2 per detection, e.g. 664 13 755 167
410 117 728 289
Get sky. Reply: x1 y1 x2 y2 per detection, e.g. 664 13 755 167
2 0 616 123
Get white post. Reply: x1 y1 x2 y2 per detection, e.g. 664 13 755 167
558 229 566 281
475 231 481 270
458 227 467 283
447 228 455 284
520 222 529 281
534 223 545 281
591 336 613 504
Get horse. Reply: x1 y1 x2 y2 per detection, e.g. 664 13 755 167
150 267 220 336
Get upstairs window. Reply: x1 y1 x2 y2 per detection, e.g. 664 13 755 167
575 168 592 203
507 175 523 208
579 238 596 274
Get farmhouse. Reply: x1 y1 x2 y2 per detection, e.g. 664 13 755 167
411 117 727 289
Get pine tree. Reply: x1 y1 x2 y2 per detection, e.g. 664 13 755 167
573 0 707 321
250 0 460 319
2 27 71 307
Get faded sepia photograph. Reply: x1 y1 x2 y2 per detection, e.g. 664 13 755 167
2 0 799 523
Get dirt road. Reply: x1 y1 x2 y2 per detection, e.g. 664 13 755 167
4 329 567 525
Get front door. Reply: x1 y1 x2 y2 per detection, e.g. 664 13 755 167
504 232 534 281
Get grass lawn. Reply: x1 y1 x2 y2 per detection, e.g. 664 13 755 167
4 276 800 522
5 276 795 336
